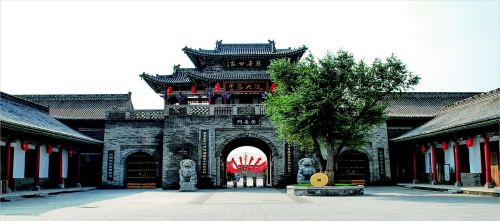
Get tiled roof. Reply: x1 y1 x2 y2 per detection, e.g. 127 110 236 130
386 92 480 118
140 70 193 93
184 70 270 81
183 40 307 68
0 92 101 144
141 68 271 93
392 88 500 142
17 93 134 120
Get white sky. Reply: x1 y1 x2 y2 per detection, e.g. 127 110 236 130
1 0 498 109
227 146 267 164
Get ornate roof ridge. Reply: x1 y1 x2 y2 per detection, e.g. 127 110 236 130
17 93 132 101
441 88 500 112
1 92 49 113
395 92 480 98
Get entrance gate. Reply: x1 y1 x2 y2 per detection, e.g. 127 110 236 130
125 152 158 188
336 150 369 185
219 137 274 188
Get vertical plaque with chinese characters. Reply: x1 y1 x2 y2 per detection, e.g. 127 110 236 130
285 143 294 174
107 151 114 181
200 130 209 176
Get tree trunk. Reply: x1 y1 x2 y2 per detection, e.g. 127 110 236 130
325 141 335 185
311 132 326 171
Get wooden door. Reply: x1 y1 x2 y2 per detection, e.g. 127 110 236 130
490 152 499 187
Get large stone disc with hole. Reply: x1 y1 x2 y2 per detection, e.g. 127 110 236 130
310 173 329 187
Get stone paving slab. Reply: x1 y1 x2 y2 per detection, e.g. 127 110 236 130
1 187 499 221
397 183 500 197
0 187 97 202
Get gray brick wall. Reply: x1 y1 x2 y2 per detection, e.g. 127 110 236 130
102 121 163 187
162 115 285 189
103 111 390 188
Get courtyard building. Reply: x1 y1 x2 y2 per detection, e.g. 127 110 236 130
0 92 101 192
393 88 500 188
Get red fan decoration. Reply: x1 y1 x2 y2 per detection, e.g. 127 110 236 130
21 141 29 151
226 156 267 174
46 145 53 154
271 83 277 91
466 137 474 148
421 145 426 153
166 86 173 95
191 86 197 94
214 83 221 92
441 142 448 151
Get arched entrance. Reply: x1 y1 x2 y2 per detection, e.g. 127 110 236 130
125 152 159 188
219 137 274 188
336 150 370 185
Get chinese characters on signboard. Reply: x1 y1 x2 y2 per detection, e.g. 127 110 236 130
224 82 268 93
224 59 269 69
107 151 114 181
232 117 260 125
285 143 293 174
200 130 209 176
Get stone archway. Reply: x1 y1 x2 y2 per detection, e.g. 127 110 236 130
217 134 278 188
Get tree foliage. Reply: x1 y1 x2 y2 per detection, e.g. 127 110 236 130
265 50 420 182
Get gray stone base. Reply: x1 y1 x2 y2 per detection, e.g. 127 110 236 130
286 185 364 196
58 183 65 189
32 185 41 191
179 182 197 192
75 183 82 188
461 173 481 186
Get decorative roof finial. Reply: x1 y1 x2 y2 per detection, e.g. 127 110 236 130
215 40 223 51
268 39 276 52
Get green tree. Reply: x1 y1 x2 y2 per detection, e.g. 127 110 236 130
265 50 419 183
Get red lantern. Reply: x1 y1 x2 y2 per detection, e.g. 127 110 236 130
214 83 221 92
421 145 426 153
166 86 173 95
46 145 53 154
68 147 73 157
271 83 277 91
466 137 474 148
441 142 448 151
191 86 197 94
21 141 29 151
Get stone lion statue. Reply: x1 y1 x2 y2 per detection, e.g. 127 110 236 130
297 158 317 184
179 159 197 183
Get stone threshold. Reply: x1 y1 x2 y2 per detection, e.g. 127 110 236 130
0 187 97 202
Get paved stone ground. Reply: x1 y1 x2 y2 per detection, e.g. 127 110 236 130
1 187 499 221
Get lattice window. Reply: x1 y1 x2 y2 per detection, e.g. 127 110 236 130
108 112 126 120
214 106 232 115
190 106 209 115
237 106 255 115
169 107 187 116
129 111 164 120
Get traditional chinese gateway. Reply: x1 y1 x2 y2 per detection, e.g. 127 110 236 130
101 40 394 189
3 41 497 192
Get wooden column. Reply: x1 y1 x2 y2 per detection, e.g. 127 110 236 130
5 140 12 192
484 135 493 188
413 148 418 184
33 143 41 190
453 141 462 186
431 143 437 185
58 148 64 188
75 153 81 187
